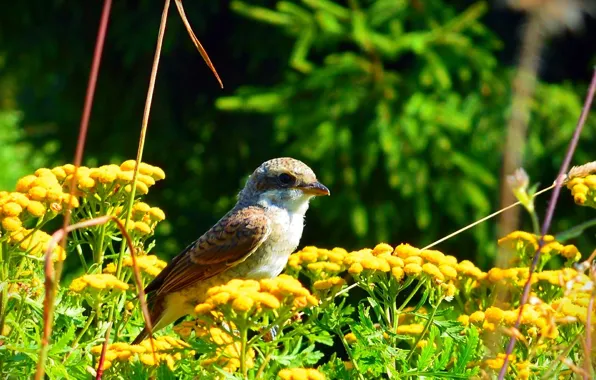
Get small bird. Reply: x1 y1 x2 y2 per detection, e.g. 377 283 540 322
132 157 329 344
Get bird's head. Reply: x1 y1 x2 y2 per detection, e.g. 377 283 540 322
238 157 330 213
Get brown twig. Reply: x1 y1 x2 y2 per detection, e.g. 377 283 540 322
95 322 112 380
35 1 112 378
498 68 596 379
174 0 223 88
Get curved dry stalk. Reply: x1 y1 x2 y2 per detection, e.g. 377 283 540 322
174 0 223 88
499 68 596 380
35 1 113 377
115 0 170 279
95 322 112 380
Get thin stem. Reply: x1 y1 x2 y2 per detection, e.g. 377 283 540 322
405 299 441 362
35 0 112 377
499 68 596 380
397 280 425 313
64 312 97 362
255 349 273 379
336 327 365 380
421 184 554 251
240 324 249 379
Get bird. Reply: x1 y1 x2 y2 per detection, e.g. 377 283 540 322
132 157 329 344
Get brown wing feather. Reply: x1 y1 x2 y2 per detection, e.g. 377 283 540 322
145 206 271 297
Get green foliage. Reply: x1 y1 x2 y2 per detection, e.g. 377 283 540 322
217 0 593 264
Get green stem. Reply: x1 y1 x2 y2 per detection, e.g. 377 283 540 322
255 349 273 379
397 280 425 313
405 299 441 362
240 324 249 379
336 327 365 380
63 312 96 362
529 209 540 235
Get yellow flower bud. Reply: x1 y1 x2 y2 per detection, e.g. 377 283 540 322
28 186 47 201
148 207 166 221
77 176 95 190
404 263 422 276
16 175 37 192
348 262 363 274
2 202 22 217
134 221 152 235
1 217 22 231
27 201 47 217
232 296 254 312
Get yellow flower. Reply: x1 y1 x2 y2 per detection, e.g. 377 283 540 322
26 201 46 217
28 186 47 201
344 332 357 344
76 176 96 190
457 315 470 326
278 368 325 380
457 260 486 280
2 202 22 217
148 207 166 221
420 250 446 265
313 277 346 290
396 323 424 335
231 296 255 312
422 263 444 282
438 264 457 279
125 182 149 195
392 267 405 281
484 307 505 323
104 255 167 277
196 276 317 318
51 166 67 180
404 263 422 276
469 311 485 324
372 243 393 256
92 337 192 371
1 217 22 231
484 354 515 370
348 263 363 274
16 175 38 192
133 221 152 235
69 274 129 293
394 243 421 258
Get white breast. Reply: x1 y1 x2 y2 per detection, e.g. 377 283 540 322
235 195 309 279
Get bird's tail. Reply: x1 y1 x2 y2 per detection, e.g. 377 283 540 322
132 295 165 345
131 295 188 345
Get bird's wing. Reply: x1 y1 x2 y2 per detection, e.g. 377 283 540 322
145 206 271 297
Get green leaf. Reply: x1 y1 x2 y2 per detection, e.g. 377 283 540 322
416 325 438 370
454 326 480 373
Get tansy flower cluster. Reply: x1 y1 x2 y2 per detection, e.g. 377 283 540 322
112 201 166 237
104 254 167 277
566 172 596 208
4 228 66 261
69 274 129 294
278 368 326 380
1 169 76 232
484 267 590 294
91 336 192 371
460 303 560 338
498 231 582 263
194 275 318 318
59 161 165 198
287 246 348 279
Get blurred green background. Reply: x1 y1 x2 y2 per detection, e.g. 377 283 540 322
1 0 595 267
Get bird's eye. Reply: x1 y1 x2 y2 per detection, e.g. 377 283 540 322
278 173 295 186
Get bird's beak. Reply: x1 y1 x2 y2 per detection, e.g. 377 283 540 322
299 181 330 196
